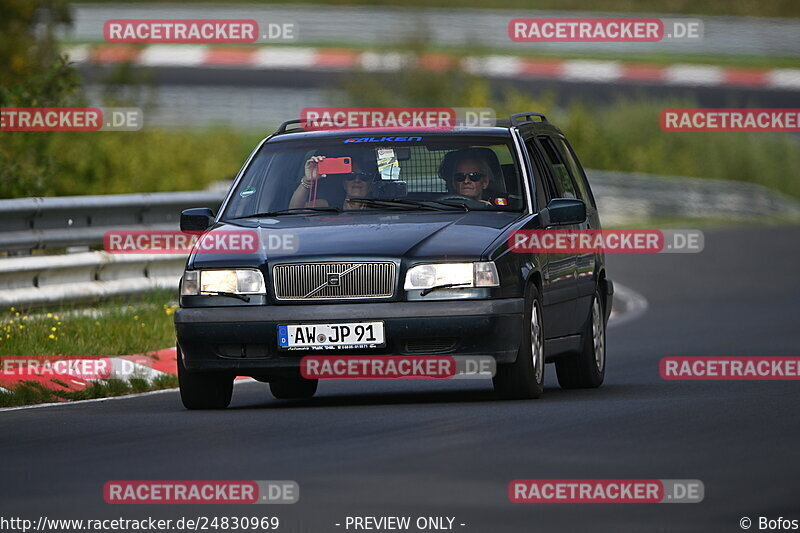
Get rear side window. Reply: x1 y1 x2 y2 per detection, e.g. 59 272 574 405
554 137 595 208
537 136 577 199
524 139 556 207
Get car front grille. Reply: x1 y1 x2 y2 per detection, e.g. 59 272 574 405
273 262 396 301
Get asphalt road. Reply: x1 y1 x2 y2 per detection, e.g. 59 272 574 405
2 225 800 532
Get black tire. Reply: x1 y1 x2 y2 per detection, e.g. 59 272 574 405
493 284 545 400
555 288 606 389
177 346 233 409
269 378 318 400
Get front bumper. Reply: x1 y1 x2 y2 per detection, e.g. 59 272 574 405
175 298 524 376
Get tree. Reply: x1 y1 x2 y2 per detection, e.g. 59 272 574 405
0 0 82 198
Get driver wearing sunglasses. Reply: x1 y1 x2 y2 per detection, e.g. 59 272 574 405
289 155 376 210
450 157 493 205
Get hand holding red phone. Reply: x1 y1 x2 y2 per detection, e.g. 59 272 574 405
304 155 326 184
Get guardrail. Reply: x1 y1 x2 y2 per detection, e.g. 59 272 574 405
0 190 225 307
588 170 800 226
0 191 225 252
0 253 185 308
1 172 798 308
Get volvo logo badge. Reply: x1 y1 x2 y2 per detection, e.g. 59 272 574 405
303 264 364 299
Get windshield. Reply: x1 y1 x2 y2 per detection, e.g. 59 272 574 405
222 134 526 220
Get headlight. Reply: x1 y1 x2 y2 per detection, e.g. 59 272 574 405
181 269 265 295
404 262 499 290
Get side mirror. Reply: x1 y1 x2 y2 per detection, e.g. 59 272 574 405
180 208 215 232
543 198 586 226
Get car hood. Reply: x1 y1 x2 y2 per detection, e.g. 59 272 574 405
189 211 522 268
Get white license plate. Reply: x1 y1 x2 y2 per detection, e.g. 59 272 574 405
278 322 385 350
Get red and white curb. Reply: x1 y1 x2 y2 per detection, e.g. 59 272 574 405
63 44 800 90
0 347 255 401
0 348 177 396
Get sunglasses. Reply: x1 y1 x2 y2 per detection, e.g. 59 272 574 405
453 172 485 183
344 172 373 182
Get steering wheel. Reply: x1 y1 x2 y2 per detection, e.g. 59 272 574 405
435 194 489 208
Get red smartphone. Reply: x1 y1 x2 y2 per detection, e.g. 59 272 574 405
317 157 352 175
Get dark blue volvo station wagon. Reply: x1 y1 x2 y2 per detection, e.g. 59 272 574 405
174 113 613 408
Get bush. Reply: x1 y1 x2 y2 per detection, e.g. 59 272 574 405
44 128 263 195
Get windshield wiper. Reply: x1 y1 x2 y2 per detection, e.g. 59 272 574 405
419 282 473 296
348 198 466 211
347 198 439 210
200 291 251 302
231 207 341 219
427 200 471 212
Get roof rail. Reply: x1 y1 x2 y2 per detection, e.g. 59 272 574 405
509 112 548 126
274 119 306 134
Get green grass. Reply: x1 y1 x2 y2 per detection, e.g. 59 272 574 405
0 290 178 356
0 290 181 406
70 0 800 18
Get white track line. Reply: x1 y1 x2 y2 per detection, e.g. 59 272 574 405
0 378 259 413
0 387 180 413
608 282 649 328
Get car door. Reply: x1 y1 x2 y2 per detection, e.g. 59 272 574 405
523 136 578 338
552 136 600 321
534 135 587 336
